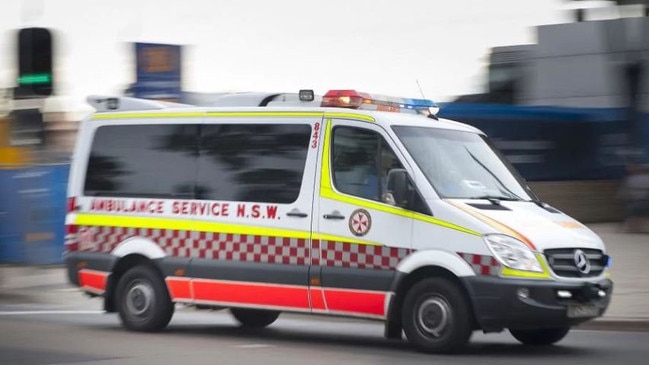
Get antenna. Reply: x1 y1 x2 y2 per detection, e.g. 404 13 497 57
415 79 439 120
416 79 426 99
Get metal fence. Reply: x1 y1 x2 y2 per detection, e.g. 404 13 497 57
0 163 69 265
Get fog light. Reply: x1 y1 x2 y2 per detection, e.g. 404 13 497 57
517 288 530 299
557 290 572 299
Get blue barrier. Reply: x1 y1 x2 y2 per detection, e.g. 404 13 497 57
438 103 647 181
0 164 69 265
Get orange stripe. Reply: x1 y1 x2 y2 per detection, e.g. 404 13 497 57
445 200 537 250
309 288 327 311
78 269 108 293
323 289 386 317
166 277 192 300
192 280 310 309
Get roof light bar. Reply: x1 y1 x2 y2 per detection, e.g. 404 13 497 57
321 89 439 116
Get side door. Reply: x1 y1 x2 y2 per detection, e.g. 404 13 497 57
187 114 322 312
312 118 415 319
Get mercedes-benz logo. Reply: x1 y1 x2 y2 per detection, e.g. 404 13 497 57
574 249 591 274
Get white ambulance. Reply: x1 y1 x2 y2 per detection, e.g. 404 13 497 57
64 89 613 354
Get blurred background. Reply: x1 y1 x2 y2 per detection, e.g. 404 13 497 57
1 0 648 265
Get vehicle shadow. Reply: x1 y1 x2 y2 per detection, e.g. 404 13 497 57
76 310 598 358
95 319 594 359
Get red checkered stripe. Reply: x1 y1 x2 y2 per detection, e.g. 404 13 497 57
195 232 310 265
76 226 411 270
314 239 412 270
457 252 501 276
64 225 80 253
79 226 310 265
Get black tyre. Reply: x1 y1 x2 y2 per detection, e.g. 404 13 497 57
116 265 174 332
510 327 570 346
230 308 280 328
401 278 473 354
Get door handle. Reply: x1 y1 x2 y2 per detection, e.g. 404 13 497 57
286 211 308 218
323 212 345 220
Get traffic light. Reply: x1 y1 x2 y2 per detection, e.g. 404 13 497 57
16 27 53 98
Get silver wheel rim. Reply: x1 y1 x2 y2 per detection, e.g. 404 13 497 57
416 296 452 338
126 280 154 317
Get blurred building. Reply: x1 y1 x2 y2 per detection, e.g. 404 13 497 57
40 98 81 157
459 15 649 110
519 19 648 108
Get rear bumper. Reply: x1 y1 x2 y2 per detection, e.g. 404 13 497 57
463 276 613 332
64 251 115 288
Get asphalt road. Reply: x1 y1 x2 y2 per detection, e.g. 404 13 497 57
1 307 649 365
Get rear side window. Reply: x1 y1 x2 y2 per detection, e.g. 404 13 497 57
197 124 311 203
84 124 199 198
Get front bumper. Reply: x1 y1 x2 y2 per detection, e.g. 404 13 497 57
462 276 613 332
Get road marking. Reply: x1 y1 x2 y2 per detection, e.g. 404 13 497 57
235 344 275 349
53 287 82 292
0 310 105 316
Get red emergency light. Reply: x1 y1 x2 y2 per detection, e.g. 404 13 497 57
321 90 372 109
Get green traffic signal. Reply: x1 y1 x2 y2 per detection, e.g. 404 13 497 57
18 73 52 85
17 27 54 97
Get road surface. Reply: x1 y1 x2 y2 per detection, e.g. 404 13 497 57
1 302 648 365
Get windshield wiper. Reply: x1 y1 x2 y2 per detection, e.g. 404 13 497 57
468 195 521 205
464 147 524 201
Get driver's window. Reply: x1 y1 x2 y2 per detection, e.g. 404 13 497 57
331 126 402 203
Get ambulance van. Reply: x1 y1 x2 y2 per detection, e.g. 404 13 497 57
64 90 613 354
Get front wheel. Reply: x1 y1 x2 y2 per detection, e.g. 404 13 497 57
230 308 280 328
510 327 570 346
401 278 473 354
116 265 174 332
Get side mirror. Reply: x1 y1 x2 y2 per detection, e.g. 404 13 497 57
385 168 409 207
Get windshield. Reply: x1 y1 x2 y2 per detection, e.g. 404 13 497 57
392 126 533 201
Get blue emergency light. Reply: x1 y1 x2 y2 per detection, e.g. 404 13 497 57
322 90 439 117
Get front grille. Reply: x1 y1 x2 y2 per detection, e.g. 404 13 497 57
544 248 607 278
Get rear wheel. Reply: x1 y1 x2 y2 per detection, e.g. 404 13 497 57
116 265 174 332
401 278 473 354
230 308 280 328
510 327 570 346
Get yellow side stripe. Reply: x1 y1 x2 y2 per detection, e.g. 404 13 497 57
313 233 382 246
91 111 325 120
74 214 384 246
91 112 204 120
91 111 374 121
205 111 325 118
74 214 311 240
320 119 335 191
319 191 479 236
324 112 375 122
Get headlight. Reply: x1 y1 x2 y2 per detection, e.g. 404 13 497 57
483 234 542 273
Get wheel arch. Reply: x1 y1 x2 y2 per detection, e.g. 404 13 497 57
104 236 168 312
385 253 479 338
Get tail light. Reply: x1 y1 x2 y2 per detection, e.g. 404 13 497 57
65 197 79 253
67 197 77 212
65 224 78 235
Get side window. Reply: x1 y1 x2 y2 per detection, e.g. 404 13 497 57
197 123 311 203
332 126 403 203
84 124 199 198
